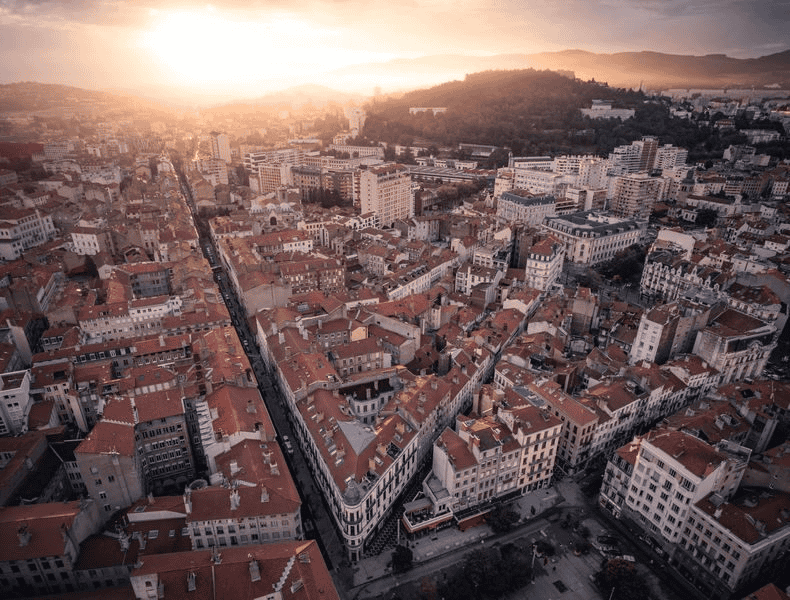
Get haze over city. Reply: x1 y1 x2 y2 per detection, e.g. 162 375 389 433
1 0 789 103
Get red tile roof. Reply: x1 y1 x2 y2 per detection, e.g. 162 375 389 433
131 540 339 600
75 420 135 457
0 501 82 561
645 429 727 479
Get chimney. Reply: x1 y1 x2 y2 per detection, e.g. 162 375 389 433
230 460 240 475
187 571 197 592
230 489 240 511
17 525 31 547
184 489 192 515
714 507 723 519
249 558 261 582
260 486 269 503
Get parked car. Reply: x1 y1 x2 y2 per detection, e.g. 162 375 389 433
592 535 621 555
281 435 294 455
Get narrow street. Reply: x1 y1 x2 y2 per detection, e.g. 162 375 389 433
173 157 349 581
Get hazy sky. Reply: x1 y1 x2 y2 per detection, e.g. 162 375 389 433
1 0 788 101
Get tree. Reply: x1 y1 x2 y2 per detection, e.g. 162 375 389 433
595 558 650 600
487 505 520 533
695 207 719 228
391 544 413 574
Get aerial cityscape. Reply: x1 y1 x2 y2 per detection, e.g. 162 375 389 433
1 2 790 600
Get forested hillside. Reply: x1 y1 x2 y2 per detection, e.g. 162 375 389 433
362 70 646 155
362 69 764 161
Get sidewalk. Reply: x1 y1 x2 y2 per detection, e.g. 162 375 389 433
349 485 565 590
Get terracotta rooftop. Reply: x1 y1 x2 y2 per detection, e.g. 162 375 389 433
75 420 135 457
131 540 339 600
696 489 790 545
645 429 728 479
0 501 83 562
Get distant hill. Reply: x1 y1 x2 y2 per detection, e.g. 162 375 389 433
0 81 179 115
523 49 790 90
0 82 119 113
327 49 790 93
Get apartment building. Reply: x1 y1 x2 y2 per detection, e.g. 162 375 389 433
602 429 748 549
0 500 102 597
194 157 228 186
359 164 413 227
496 190 556 226
640 249 730 302
513 168 574 196
692 308 776 384
610 172 668 219
271 340 487 560
542 212 642 265
278 256 344 295
0 370 32 437
675 490 790 598
655 144 689 171
455 263 503 298
210 132 231 163
129 541 338 600
427 397 562 519
561 187 607 214
629 301 711 365
0 207 57 261
251 229 313 256
77 296 183 343
243 148 306 172
608 136 659 175
524 236 564 291
74 417 145 521
506 381 599 474
185 439 302 550
70 226 115 256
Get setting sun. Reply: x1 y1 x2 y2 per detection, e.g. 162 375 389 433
139 9 399 89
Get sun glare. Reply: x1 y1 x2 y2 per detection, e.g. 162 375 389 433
140 10 397 89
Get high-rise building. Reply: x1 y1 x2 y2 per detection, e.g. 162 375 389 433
608 136 661 175
634 136 659 171
359 164 413 227
210 131 231 163
611 172 667 219
655 144 688 171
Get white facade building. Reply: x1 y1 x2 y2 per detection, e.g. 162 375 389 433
541 212 642 265
359 164 413 228
0 208 57 261
0 370 32 437
496 191 556 226
210 132 231 163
